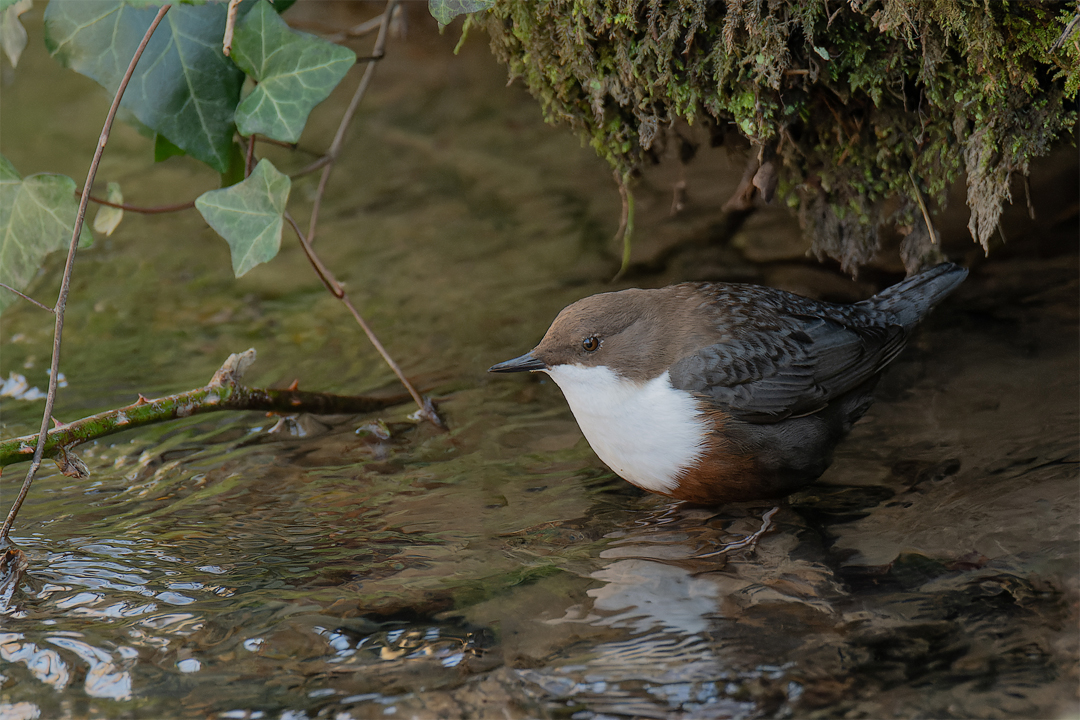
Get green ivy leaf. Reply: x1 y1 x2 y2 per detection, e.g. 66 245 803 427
0 155 92 312
195 158 290 277
153 134 186 162
428 0 495 26
44 1 245 172
231 0 355 143
219 141 246 188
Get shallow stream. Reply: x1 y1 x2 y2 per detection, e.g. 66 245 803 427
1 5 1077 719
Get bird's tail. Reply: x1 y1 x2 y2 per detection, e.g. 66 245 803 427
865 262 968 327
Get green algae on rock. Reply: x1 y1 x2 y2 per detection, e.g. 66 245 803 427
455 0 1078 271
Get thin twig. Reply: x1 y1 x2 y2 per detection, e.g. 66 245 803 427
282 213 442 429
325 15 385 43
256 136 302 151
1051 13 1080 52
908 169 938 246
82 193 195 214
1022 174 1036 220
245 134 257 176
341 295 443 428
0 5 171 544
827 3 844 27
0 283 54 312
281 2 439 428
289 16 382 41
284 212 344 297
293 154 332 178
307 0 397 246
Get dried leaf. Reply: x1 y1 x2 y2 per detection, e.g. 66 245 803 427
92 181 124 236
54 447 90 478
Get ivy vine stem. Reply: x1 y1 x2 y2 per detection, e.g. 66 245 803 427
282 212 444 430
306 0 397 247
0 4 173 544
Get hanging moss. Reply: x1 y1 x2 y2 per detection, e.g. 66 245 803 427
468 0 1078 271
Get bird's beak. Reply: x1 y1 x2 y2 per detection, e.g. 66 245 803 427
488 351 546 373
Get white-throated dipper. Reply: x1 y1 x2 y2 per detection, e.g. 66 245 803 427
489 263 967 505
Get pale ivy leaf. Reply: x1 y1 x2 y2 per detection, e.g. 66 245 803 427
0 155 92 312
0 0 32 68
231 0 356 143
92 181 124 236
428 0 494 26
195 158 290 277
44 1 245 172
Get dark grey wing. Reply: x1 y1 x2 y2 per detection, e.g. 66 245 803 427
669 312 908 423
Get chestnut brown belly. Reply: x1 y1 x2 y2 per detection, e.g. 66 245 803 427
654 398 867 505
664 452 822 505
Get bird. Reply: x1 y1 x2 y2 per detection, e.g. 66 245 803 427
489 263 967 505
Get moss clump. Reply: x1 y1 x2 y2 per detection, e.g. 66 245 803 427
472 0 1078 271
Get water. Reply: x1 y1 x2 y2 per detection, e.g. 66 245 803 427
1 5 1077 719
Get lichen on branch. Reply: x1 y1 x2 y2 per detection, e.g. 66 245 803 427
473 0 1078 270
0 350 409 470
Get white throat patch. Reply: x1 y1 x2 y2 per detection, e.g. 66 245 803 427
543 365 708 493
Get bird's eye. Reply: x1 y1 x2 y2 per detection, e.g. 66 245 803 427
582 336 600 352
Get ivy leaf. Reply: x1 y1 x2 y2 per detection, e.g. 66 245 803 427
195 158 290 277
44 1 245 172
231 0 356 143
92 182 124 236
219 141 246 188
0 155 92 312
428 0 495 26
153 134 186 162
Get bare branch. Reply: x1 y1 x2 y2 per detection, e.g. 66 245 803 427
292 154 332 178
307 0 397 246
82 192 195 214
0 283 54 312
283 211 344 297
1 4 172 544
245 133 257 176
325 15 385 43
908 169 939 246
282 213 444 429
1051 13 1080 52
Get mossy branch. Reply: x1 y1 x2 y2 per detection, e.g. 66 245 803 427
0 349 407 470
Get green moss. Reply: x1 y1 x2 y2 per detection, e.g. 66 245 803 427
474 0 1078 271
